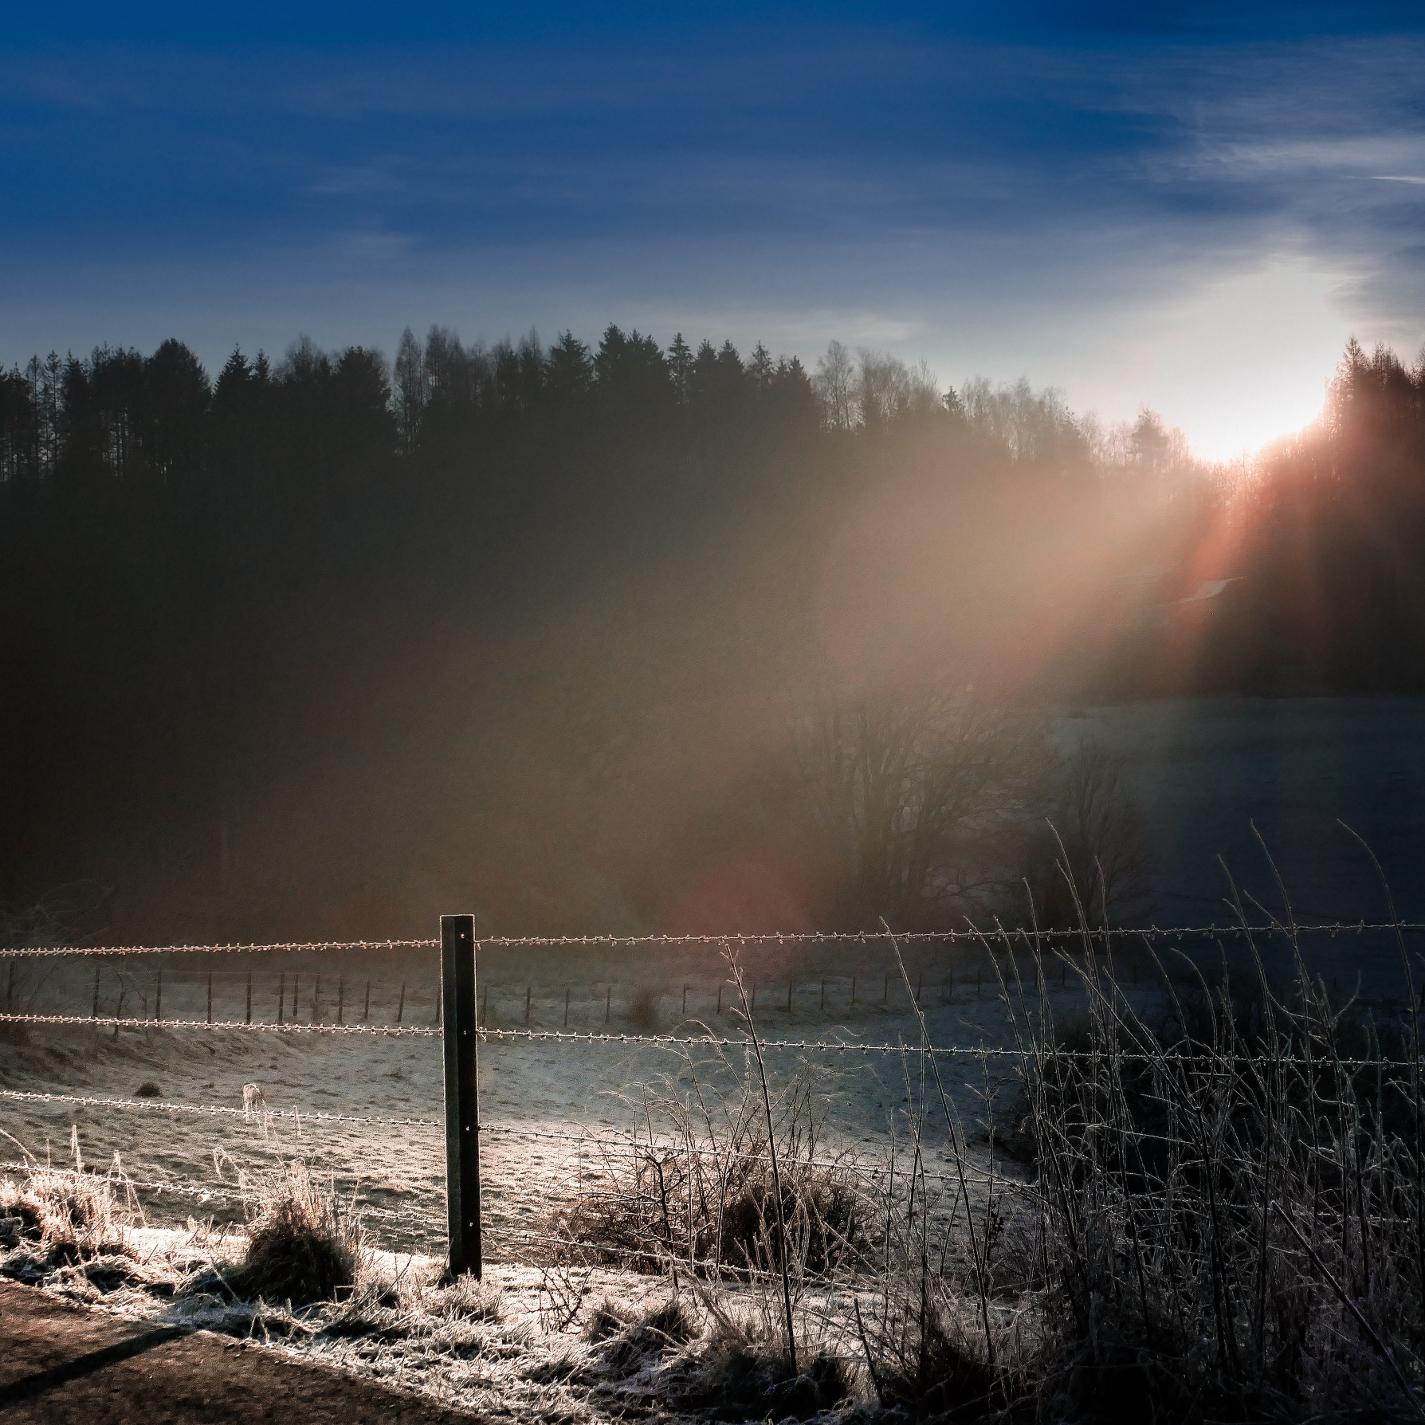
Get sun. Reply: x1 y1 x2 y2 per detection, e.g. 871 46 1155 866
1137 254 1351 462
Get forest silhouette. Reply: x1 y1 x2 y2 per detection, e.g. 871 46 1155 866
2 327 1421 939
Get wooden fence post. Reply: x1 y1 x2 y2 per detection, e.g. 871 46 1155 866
206 970 213 1024
362 979 371 1022
278 970 286 1025
92 966 101 1019
396 981 406 1024
441 914 482 1279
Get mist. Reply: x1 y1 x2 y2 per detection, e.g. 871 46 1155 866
2 326 1421 941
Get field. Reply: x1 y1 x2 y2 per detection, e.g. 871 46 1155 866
7 906 1425 1421
6 695 1425 1421
2 936 1079 1254
1075 695 1425 933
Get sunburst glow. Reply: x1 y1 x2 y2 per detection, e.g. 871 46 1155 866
1139 255 1352 462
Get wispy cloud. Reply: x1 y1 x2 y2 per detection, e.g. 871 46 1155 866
3 13 1424 427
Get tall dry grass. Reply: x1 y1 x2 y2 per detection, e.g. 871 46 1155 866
852 845 1425 1423
553 876 1425 1421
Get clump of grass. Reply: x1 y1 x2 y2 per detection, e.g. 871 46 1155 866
0 1162 133 1267
668 1312 853 1421
856 1300 1008 1421
553 1055 875 1282
134 1080 163 1098
588 1294 851 1420
232 1164 364 1306
591 1296 698 1377
583 1295 631 1344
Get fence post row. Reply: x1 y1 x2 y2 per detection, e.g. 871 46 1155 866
441 913 482 1279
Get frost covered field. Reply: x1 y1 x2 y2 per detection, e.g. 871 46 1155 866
4 913 1418 1261
9 921 1425 1423
2 939 1054 1255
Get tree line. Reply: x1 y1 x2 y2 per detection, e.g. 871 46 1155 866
0 324 1420 940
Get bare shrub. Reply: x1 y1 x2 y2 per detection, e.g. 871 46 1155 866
791 671 1050 928
1027 736 1148 926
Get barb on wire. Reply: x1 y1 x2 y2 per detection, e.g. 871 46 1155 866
0 938 438 960
0 1011 439 1038
5 920 1423 959
4 1010 1419 1069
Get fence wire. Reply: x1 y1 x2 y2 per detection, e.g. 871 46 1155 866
4 919 1423 958
0 1011 440 1038
6 918 1425 1286
5 1009 1418 1071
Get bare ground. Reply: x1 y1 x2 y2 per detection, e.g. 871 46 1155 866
0 1277 486 1424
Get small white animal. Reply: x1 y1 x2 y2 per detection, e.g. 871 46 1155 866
242 1083 267 1119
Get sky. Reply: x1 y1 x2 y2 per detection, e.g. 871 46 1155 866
3 2 1424 458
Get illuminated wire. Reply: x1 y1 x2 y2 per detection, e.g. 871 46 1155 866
5 920 1422 958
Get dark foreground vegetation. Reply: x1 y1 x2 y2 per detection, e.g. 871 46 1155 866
2 328 1423 937
5 920 1425 1422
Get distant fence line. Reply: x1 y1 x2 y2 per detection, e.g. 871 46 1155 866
2 958 1068 1031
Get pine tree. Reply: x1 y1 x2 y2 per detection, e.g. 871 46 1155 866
667 332 693 403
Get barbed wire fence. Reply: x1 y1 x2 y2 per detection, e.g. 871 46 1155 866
2 914 1424 1283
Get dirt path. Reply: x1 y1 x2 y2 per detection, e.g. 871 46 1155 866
0 1280 482 1424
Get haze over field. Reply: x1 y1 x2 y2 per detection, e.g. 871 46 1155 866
4 4 1425 948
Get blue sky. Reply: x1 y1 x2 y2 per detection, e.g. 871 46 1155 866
3 2 1424 455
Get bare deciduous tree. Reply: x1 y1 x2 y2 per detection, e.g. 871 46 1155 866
791 672 1049 928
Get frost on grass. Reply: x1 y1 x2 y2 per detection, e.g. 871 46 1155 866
551 1052 879 1281
231 1163 363 1306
